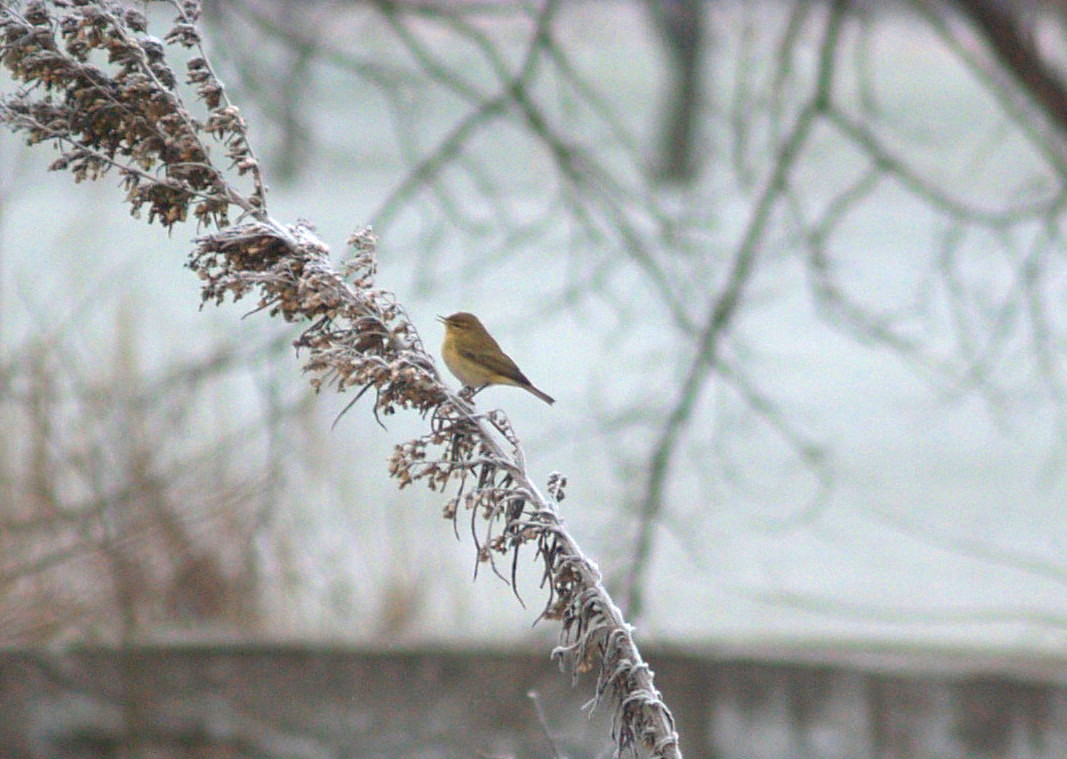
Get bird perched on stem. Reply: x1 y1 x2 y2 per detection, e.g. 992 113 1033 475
438 312 555 405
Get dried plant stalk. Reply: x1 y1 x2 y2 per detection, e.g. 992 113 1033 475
0 2 681 756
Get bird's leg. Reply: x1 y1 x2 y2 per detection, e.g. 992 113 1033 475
454 386 480 403
460 384 487 401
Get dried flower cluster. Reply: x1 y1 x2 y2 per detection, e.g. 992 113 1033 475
0 2 681 757
0 0 262 228
190 221 445 421
380 348 680 759
390 391 680 758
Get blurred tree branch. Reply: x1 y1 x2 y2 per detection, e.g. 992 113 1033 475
195 0 1067 637
623 0 849 619
950 0 1067 144
645 0 705 182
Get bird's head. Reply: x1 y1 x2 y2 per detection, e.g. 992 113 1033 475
437 312 484 333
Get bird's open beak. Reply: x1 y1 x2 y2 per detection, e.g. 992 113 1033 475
436 315 447 324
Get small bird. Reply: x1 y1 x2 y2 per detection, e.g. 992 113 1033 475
438 312 555 405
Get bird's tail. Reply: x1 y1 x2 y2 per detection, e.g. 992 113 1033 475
524 383 555 405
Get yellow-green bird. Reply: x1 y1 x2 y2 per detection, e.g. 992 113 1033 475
437 312 555 405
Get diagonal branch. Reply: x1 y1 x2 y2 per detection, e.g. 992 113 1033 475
0 2 683 756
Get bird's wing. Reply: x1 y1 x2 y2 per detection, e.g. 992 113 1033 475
458 346 529 384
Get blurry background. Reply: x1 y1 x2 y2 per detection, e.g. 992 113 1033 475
3 0 1067 658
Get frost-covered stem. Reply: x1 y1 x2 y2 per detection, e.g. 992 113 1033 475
440 396 680 759
0 2 682 756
